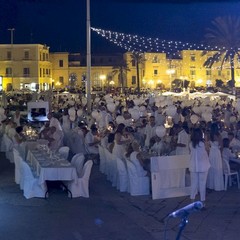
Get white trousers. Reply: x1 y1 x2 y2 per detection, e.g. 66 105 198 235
190 171 208 201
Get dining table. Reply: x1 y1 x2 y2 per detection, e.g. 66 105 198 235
26 147 78 197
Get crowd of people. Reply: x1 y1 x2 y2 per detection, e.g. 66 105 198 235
1 91 240 205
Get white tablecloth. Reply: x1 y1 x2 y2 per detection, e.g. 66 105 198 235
27 149 78 185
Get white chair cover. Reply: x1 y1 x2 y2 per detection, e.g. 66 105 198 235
223 159 240 190
3 134 14 163
116 158 129 192
126 160 150 196
71 153 85 177
21 161 47 199
58 146 70 160
98 145 106 174
13 148 22 185
68 160 93 198
104 148 118 187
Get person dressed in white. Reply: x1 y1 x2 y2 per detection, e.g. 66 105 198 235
175 123 190 155
222 138 240 172
85 125 101 155
129 141 148 177
144 116 157 148
61 109 71 133
207 123 224 191
112 123 131 159
12 110 21 127
189 128 210 205
46 126 64 151
47 113 62 131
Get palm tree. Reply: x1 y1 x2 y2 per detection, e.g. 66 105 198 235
130 53 145 94
112 59 130 93
202 16 240 87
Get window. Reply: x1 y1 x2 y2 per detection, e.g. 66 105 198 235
218 70 221 77
132 76 136 85
7 51 12 60
190 70 196 76
154 69 158 76
190 54 196 61
40 68 42 77
59 76 64 84
152 56 159 63
43 69 45 77
43 53 46 61
6 67 12 76
206 69 211 76
131 60 136 67
23 68 30 77
24 50 29 60
59 60 63 67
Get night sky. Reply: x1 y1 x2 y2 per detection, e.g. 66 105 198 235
0 0 240 54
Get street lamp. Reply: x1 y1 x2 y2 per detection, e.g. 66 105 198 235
166 69 175 92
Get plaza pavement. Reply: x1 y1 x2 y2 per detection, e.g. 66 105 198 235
1 152 240 240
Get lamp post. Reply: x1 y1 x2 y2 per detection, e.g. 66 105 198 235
86 0 91 114
8 28 15 92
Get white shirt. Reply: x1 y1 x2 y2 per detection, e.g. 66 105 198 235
176 129 190 155
189 141 210 172
49 117 62 131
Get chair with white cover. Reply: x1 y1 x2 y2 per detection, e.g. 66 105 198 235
104 148 118 187
68 160 93 198
223 159 240 190
116 157 129 192
21 161 47 199
58 146 70 160
71 153 85 177
126 160 150 196
13 148 22 185
98 145 106 174
3 134 14 163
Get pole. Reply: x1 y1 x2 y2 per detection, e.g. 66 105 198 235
8 28 15 92
86 0 91 114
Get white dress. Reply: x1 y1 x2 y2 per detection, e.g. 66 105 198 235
112 134 127 159
207 141 224 191
130 151 147 177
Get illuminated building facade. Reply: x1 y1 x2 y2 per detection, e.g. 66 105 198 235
0 43 239 91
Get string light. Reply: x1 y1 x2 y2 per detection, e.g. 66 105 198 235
91 27 240 70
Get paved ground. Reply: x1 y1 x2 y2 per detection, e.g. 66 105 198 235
1 152 240 240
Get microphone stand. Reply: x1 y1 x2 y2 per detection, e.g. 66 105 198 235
176 215 189 240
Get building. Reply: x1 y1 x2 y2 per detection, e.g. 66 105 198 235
0 44 52 91
0 43 240 92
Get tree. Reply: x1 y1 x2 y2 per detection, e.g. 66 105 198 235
202 16 240 87
215 79 224 88
112 60 130 92
130 53 145 94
